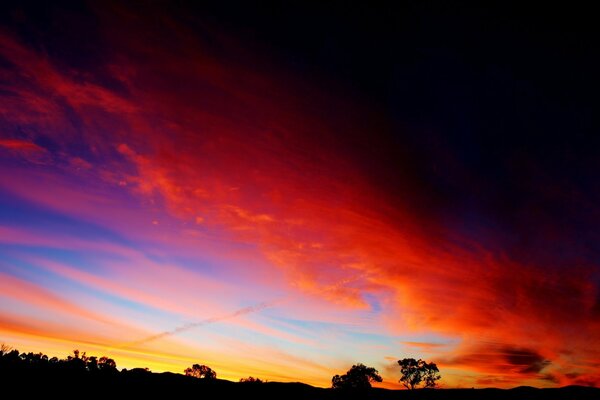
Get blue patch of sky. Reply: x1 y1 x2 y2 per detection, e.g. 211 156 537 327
0 252 175 321
143 252 228 276
0 244 99 272
363 293 382 314
176 317 318 357
0 187 138 249
260 314 378 349
265 314 457 356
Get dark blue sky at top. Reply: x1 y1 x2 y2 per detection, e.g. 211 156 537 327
188 1 600 269
1 0 598 270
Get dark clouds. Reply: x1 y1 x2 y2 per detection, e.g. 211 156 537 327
183 1 600 269
443 343 551 377
504 347 550 374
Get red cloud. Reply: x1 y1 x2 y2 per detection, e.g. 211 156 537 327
0 139 44 152
0 138 50 164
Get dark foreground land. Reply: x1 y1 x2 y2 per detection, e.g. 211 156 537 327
3 368 599 400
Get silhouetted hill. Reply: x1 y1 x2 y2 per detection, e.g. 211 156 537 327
1 348 598 399
2 366 599 399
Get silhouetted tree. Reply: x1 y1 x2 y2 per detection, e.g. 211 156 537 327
3 349 20 363
0 344 119 378
87 356 99 372
423 361 441 388
19 352 48 365
398 358 421 389
398 358 441 389
66 349 86 372
98 356 117 373
331 363 382 389
240 376 263 383
0 343 12 356
184 363 216 379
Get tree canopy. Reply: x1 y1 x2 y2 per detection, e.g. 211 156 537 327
184 363 217 379
0 346 118 375
398 358 441 389
240 376 263 383
331 363 382 389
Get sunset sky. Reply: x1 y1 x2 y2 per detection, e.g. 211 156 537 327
0 1 598 389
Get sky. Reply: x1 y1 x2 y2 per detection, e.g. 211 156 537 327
0 0 599 389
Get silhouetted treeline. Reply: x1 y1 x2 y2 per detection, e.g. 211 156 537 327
0 346 117 374
1 344 598 400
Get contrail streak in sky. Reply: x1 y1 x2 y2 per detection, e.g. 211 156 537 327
114 300 277 349
114 273 367 350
